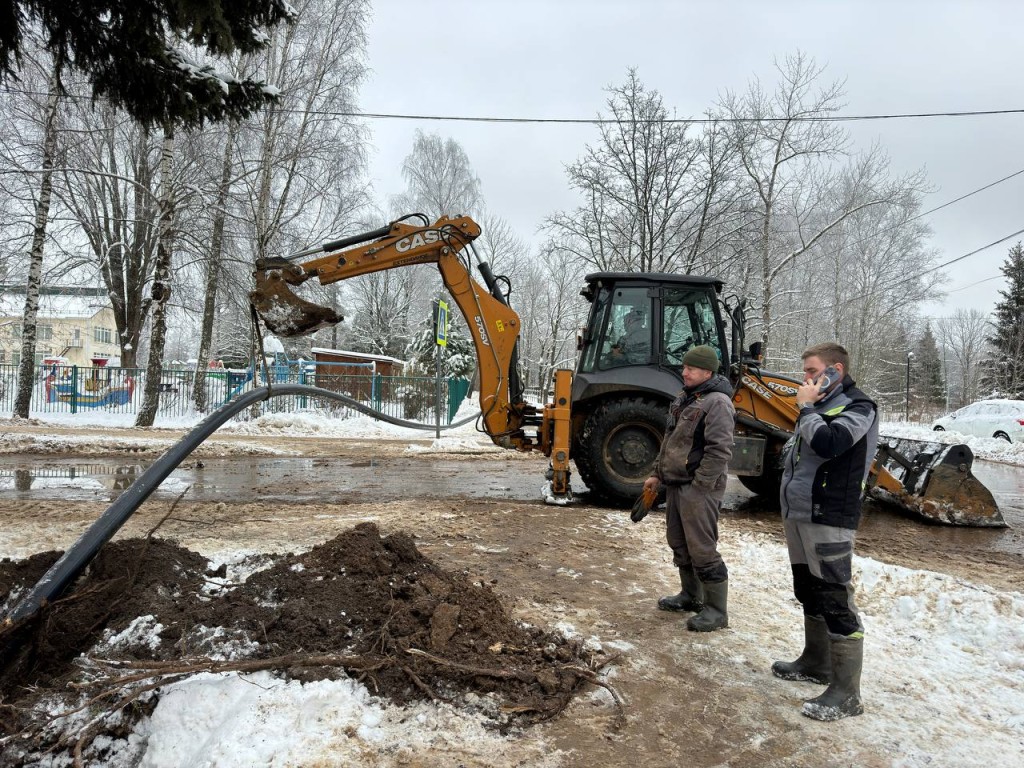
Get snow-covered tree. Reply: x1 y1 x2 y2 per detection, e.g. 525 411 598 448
983 242 1024 398
406 322 475 379
1 0 293 130
391 130 482 220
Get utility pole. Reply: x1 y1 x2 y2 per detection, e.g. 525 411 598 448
942 345 949 412
906 351 914 422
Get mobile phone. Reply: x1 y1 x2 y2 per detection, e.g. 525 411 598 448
818 366 840 393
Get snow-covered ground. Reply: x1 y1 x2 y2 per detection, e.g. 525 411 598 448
31 527 1021 768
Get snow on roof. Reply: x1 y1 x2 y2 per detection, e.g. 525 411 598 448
310 347 406 365
0 292 111 320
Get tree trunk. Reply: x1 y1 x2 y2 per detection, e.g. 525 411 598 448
192 120 238 412
13 62 62 419
135 126 176 427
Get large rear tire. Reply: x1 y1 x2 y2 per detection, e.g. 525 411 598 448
574 398 667 506
737 469 782 498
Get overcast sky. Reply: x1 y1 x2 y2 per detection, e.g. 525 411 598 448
361 0 1023 321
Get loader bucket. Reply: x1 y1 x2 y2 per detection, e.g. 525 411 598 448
868 437 1006 527
250 265 342 337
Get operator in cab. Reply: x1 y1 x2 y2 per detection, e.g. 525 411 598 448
642 345 735 632
609 308 650 364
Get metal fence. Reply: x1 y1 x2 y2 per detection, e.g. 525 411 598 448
0 363 472 425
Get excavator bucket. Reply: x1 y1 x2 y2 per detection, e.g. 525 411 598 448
868 436 1006 527
250 261 342 338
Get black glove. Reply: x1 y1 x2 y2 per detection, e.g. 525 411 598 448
630 485 658 523
630 495 649 523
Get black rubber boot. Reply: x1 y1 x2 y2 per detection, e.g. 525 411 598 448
658 567 704 613
772 615 830 685
802 635 864 721
686 579 728 632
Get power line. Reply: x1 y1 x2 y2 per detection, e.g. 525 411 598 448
946 275 1004 293
914 228 1024 280
840 227 1024 303
303 108 1024 125
915 168 1024 221
1 85 1023 124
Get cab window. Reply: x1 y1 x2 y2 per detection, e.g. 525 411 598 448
579 286 651 372
661 287 723 368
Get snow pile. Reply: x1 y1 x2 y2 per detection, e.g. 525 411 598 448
137 672 563 768
220 398 499 454
727 533 1024 765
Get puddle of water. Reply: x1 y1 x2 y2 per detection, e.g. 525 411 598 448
0 456 546 504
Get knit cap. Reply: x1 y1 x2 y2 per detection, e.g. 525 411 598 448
682 345 720 372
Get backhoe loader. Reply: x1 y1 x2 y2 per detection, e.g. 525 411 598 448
250 214 1005 528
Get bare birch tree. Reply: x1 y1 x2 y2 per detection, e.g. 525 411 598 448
765 146 939 380
135 126 176 426
229 0 370 363
342 131 485 357
191 119 239 410
11 55 61 418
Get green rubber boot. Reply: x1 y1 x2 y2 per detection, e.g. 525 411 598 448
658 567 704 613
686 579 728 632
772 615 831 685
802 634 864 721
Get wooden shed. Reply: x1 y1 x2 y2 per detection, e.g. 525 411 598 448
310 347 405 400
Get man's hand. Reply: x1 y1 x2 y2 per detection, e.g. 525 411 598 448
796 377 825 409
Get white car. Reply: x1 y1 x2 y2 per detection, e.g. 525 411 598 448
932 399 1024 443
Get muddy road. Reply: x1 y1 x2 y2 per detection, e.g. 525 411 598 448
1 423 1022 766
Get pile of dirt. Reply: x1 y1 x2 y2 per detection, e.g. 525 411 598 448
0 523 609 764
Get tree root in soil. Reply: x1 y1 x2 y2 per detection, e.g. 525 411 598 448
2 645 625 766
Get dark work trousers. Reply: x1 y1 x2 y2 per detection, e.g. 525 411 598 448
783 516 863 637
665 483 728 583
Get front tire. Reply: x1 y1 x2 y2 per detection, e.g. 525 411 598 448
933 426 945 432
574 398 667 506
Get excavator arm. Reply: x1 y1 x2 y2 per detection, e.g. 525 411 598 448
250 215 572 496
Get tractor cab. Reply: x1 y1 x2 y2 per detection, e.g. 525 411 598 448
577 273 729 384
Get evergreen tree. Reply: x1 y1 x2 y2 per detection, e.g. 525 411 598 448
407 323 476 379
985 242 1024 398
0 0 293 129
912 322 945 411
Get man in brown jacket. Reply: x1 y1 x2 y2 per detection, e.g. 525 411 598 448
643 345 735 632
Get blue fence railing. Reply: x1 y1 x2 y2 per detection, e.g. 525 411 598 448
0 363 472 425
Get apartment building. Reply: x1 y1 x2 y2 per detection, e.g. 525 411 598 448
0 286 120 368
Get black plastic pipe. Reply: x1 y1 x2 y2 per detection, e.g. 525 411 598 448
1 384 479 628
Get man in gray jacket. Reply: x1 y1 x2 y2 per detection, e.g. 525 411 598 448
643 345 735 632
774 342 878 721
